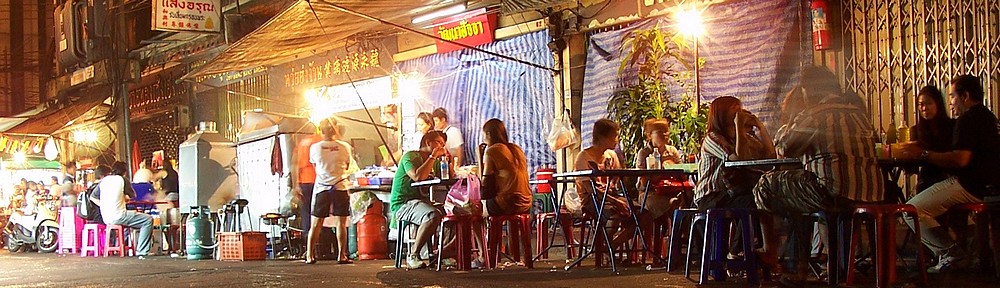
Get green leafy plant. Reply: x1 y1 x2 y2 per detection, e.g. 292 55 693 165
607 26 708 166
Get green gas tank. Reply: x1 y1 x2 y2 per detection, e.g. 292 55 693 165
186 206 216 260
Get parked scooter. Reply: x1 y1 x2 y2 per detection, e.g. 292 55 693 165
4 195 59 253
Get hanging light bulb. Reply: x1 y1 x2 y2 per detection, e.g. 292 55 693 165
44 137 59 161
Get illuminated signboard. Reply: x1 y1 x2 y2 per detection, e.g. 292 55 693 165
152 0 222 33
433 12 498 54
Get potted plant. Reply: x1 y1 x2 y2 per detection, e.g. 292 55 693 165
607 26 707 166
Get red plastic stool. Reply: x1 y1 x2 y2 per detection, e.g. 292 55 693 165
436 214 478 271
950 203 990 271
534 210 576 260
484 214 533 269
103 224 134 257
80 223 105 257
847 204 929 287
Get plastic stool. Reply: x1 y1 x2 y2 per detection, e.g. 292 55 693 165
58 207 82 255
534 210 576 260
394 220 418 269
484 214 533 269
103 224 134 257
846 204 929 287
806 211 849 285
950 203 990 271
436 214 478 271
666 208 699 272
684 208 764 285
80 223 105 257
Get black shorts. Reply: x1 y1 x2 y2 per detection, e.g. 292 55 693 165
312 189 350 217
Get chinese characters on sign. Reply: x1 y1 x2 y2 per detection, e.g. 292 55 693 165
152 0 222 33
433 13 497 54
282 49 383 89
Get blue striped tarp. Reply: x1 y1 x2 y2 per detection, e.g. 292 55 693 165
398 31 557 174
581 0 811 147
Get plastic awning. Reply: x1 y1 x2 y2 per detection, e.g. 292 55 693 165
3 95 109 135
188 0 458 78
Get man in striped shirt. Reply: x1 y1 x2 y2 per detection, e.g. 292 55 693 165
753 67 884 282
754 67 884 214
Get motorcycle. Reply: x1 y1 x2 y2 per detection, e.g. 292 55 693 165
4 195 59 253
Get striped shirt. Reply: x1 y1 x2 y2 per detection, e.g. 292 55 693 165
695 132 767 208
774 96 884 202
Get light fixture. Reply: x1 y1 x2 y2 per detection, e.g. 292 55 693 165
12 151 26 164
675 7 705 38
411 4 467 24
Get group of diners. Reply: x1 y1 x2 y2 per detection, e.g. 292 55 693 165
378 66 1000 287
574 67 999 284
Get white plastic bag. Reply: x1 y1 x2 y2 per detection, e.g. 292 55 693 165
563 186 583 218
349 191 376 224
547 112 579 151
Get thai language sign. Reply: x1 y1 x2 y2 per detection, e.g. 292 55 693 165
152 0 222 33
433 13 497 54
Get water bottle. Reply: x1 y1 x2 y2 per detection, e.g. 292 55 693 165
652 148 662 169
439 156 450 180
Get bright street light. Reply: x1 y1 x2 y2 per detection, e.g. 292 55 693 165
674 6 704 110
675 8 705 38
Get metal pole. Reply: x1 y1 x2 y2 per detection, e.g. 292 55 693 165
119 81 133 179
694 36 700 111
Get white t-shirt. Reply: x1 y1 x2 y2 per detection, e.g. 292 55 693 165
132 168 154 183
98 175 127 224
309 140 358 193
443 125 464 153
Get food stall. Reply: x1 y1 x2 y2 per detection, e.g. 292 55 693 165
235 111 314 232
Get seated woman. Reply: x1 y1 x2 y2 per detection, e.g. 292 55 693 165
911 85 955 191
576 119 652 251
635 119 686 253
696 96 775 210
695 96 775 260
480 119 532 216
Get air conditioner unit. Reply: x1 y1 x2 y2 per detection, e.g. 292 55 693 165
56 0 87 68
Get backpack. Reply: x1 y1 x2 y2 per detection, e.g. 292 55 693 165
76 183 102 222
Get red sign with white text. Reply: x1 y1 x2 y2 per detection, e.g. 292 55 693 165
433 13 498 54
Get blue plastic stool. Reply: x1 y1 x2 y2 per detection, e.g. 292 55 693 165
666 208 699 272
684 208 764 285
394 220 417 269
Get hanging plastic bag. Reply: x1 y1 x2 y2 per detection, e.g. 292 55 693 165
350 191 376 224
563 185 584 218
547 111 579 151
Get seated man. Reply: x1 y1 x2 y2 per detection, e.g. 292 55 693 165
753 67 884 279
898 74 1000 273
390 131 450 269
94 164 153 258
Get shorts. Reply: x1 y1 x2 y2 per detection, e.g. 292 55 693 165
753 170 832 215
396 199 443 225
312 189 350 217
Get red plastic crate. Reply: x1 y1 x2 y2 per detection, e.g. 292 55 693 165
218 232 266 261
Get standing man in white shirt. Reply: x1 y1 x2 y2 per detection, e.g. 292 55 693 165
304 118 358 264
94 164 153 258
431 107 464 165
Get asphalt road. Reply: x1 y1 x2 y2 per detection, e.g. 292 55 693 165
0 250 993 287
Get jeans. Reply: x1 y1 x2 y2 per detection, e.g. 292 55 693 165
299 183 314 236
904 177 982 257
112 211 153 256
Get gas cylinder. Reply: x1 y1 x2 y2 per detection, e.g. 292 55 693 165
186 206 215 260
356 202 388 260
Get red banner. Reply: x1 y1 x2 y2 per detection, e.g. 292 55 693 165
433 13 498 54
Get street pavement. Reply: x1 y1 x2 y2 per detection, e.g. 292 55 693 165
0 250 993 287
